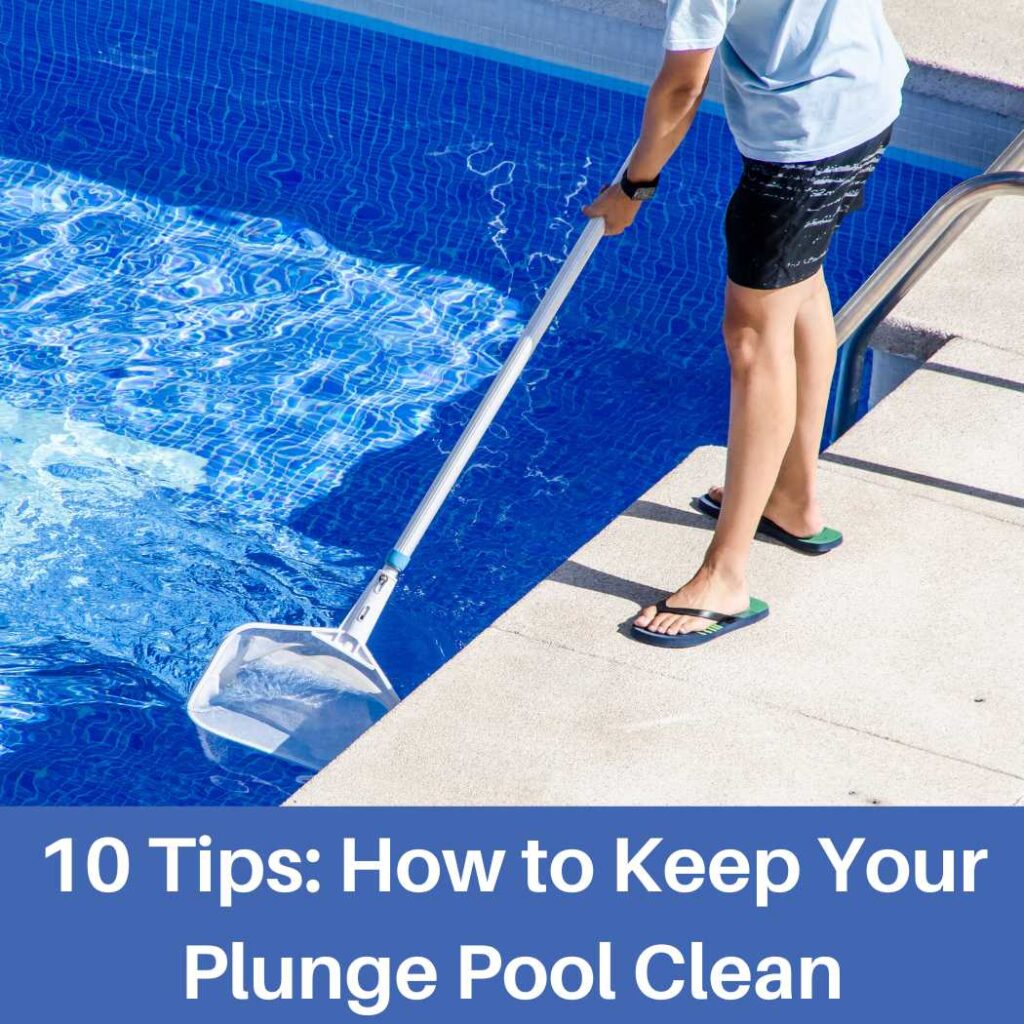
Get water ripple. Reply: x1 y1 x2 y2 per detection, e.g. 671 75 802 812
0 156 522 513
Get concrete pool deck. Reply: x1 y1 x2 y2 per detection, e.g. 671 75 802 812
289 2 1024 807
291 334 1024 806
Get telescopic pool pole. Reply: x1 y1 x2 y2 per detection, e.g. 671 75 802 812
333 148 637 652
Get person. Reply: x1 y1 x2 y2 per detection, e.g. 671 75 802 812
584 0 908 648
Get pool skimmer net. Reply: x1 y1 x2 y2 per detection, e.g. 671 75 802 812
189 150 634 769
187 583 399 771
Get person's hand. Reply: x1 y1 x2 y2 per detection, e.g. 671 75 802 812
583 183 641 236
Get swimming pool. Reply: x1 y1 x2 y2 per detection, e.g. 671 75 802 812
0 0 966 804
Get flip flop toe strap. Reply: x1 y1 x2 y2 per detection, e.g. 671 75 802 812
654 602 736 624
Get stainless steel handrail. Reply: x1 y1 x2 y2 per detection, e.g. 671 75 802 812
829 131 1024 440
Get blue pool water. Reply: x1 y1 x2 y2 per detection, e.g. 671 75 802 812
0 0 965 804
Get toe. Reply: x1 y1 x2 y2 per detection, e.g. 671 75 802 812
665 615 690 635
667 615 696 636
635 605 657 628
708 485 724 503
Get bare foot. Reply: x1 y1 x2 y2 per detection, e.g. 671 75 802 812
634 563 749 636
707 484 824 539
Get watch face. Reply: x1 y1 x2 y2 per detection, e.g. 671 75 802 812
632 186 657 201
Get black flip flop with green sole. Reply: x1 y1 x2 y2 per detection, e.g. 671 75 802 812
631 598 770 648
695 492 842 555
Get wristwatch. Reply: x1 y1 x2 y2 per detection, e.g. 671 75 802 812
619 170 660 201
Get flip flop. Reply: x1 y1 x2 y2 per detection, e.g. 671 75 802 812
631 598 769 648
694 492 843 555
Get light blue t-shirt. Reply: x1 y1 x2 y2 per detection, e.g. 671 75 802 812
664 0 909 162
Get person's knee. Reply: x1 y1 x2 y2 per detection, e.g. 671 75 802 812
722 283 803 374
722 314 792 375
722 317 763 373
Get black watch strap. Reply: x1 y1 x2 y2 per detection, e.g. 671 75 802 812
620 170 660 201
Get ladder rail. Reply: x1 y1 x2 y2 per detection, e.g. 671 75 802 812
830 131 1024 440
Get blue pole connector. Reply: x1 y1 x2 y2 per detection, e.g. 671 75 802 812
386 549 410 571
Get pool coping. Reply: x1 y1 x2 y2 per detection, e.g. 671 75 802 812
288 322 1024 807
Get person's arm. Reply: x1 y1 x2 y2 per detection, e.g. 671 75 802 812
583 48 716 235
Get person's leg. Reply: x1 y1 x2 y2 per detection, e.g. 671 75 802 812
635 273 822 636
766 269 836 534
706 268 835 537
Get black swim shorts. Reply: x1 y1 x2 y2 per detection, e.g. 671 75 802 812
725 124 893 291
